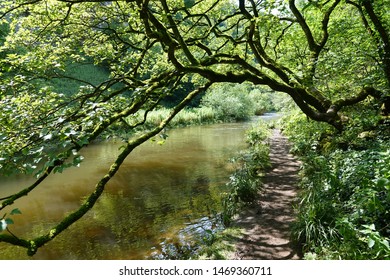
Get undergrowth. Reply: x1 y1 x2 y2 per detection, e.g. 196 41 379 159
193 120 272 259
221 120 271 226
281 110 390 259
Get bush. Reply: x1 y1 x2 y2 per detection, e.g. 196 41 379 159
248 88 293 115
201 83 254 121
221 121 271 226
281 110 390 259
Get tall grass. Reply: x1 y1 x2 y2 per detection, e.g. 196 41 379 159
189 121 272 259
123 106 219 132
221 121 271 226
281 110 390 259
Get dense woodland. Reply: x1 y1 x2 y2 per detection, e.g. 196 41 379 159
0 0 389 259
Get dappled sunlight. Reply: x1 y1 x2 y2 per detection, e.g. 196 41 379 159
232 130 302 260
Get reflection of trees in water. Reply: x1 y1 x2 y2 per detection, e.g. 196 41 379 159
150 216 223 260
0 121 249 259
32 175 225 259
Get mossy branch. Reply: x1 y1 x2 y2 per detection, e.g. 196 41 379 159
0 82 212 256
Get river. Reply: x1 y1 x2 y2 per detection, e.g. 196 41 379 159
0 114 280 259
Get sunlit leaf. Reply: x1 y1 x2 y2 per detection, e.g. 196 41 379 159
380 240 390 249
43 134 53 141
0 219 7 231
368 238 375 248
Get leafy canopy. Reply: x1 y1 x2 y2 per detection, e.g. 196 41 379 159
0 0 389 255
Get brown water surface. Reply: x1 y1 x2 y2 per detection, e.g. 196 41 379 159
0 115 278 259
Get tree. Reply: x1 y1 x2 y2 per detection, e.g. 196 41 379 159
0 0 389 255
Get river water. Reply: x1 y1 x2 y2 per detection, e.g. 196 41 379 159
0 114 279 259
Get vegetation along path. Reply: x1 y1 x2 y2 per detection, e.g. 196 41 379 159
232 129 302 260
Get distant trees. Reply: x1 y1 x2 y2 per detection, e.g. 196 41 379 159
201 83 285 119
0 0 389 255
201 83 255 120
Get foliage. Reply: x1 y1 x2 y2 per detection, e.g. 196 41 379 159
122 107 217 136
48 61 112 97
249 88 292 115
222 121 271 226
281 110 390 259
201 83 289 119
201 83 255 121
0 0 389 255
0 208 22 232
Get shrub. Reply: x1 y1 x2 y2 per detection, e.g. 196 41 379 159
221 121 271 226
282 110 390 259
201 83 254 121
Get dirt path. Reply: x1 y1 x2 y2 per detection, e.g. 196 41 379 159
231 129 302 260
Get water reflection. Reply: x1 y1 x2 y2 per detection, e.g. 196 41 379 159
0 120 263 259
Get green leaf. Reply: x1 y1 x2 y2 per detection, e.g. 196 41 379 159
377 178 389 188
380 239 390 249
184 0 196 9
368 238 375 248
5 218 14 225
0 219 7 231
10 208 22 215
363 224 376 231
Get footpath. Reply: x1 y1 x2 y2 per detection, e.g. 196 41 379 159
232 129 302 260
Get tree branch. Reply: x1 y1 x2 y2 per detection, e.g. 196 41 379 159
160 0 198 65
361 0 390 87
289 0 319 53
0 0 41 20
239 0 253 19
319 0 342 48
14 82 212 256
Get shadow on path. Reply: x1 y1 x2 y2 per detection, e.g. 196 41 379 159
232 129 302 260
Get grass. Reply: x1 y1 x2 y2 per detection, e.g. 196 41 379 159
221 121 271 226
122 106 219 133
281 110 390 259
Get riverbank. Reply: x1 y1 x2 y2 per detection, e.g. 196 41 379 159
104 107 247 142
231 129 301 259
0 119 255 259
111 107 278 142
197 129 302 260
194 127 301 260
